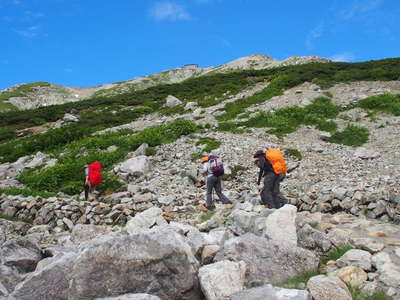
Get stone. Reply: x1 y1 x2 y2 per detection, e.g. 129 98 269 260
158 195 175 205
307 275 352 300
379 263 400 288
336 249 372 271
63 113 79 122
297 224 332 252
184 102 198 111
351 238 385 253
70 224 112 244
215 233 319 286
0 237 42 273
164 95 182 107
0 264 25 294
69 228 200 299
125 207 167 234
11 252 77 300
117 156 152 177
231 284 311 300
262 204 298 246
0 281 8 296
134 143 149 157
372 252 392 269
201 245 220 264
327 228 351 247
332 187 347 200
198 260 246 300
354 147 380 159
331 266 368 288
62 217 74 230
95 294 161 300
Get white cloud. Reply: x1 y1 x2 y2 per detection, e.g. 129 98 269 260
14 25 40 38
150 2 191 21
329 52 356 62
338 0 382 20
305 23 324 50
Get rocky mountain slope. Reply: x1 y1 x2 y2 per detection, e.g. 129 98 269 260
0 54 329 110
1 57 400 299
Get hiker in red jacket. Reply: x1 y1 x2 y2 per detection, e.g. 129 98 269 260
84 161 102 201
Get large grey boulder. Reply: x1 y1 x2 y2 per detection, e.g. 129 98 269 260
69 228 200 300
0 281 8 297
231 284 311 300
307 275 352 300
11 252 77 300
0 264 24 294
0 237 42 273
262 204 298 246
96 294 161 300
297 224 332 252
229 210 259 236
215 233 319 286
164 95 182 107
336 249 372 271
117 156 152 177
198 260 246 300
125 207 167 234
70 224 113 244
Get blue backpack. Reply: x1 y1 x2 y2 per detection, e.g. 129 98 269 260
208 155 224 177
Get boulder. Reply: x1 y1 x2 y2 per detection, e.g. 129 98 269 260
70 224 113 244
0 237 42 273
133 143 149 157
215 233 319 286
354 147 380 159
297 224 332 252
0 264 25 294
198 260 246 300
336 249 372 271
262 204 298 246
69 228 200 299
11 252 77 300
164 95 182 107
63 113 79 123
307 275 352 300
125 207 167 234
231 284 311 300
0 281 8 296
184 102 198 111
331 266 368 288
379 263 400 288
117 156 152 177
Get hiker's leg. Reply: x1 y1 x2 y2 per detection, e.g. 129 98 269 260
214 176 232 204
272 174 282 208
261 173 275 208
84 183 89 201
89 184 96 200
206 176 214 207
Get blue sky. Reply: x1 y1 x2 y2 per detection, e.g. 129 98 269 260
0 0 399 90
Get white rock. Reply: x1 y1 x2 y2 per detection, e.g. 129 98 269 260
307 275 352 300
198 260 246 300
63 113 79 122
262 204 298 246
354 148 380 159
336 249 372 271
118 156 152 177
125 207 167 234
164 95 182 107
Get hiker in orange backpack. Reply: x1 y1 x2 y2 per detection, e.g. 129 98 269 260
200 155 232 210
253 148 287 208
84 161 102 201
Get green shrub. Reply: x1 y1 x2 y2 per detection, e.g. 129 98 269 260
304 97 340 119
315 119 338 132
284 148 303 160
200 211 215 222
357 94 400 116
217 122 246 133
159 105 185 116
0 127 16 142
349 286 393 300
328 125 369 147
145 147 157 156
321 245 353 264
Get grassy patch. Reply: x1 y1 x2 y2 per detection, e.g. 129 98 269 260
200 210 215 222
349 286 393 300
196 137 221 153
217 122 247 133
327 125 369 147
145 147 157 156
321 245 353 264
239 97 339 137
159 105 186 116
284 148 303 160
0 187 56 198
308 221 319 229
357 93 400 116
277 270 321 289
18 119 198 195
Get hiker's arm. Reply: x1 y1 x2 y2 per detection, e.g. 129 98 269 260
201 163 208 176
256 158 264 185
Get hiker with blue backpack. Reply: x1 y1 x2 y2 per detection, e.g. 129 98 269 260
200 155 232 209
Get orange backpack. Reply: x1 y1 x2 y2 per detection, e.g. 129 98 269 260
265 149 287 175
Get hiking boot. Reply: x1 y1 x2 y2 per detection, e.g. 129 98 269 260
205 204 216 210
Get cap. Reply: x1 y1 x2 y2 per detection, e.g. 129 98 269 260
201 156 209 163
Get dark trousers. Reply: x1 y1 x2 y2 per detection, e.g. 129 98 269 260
261 173 285 208
206 175 231 207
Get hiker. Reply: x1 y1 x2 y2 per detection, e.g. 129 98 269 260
84 161 102 201
200 155 232 209
253 148 287 208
